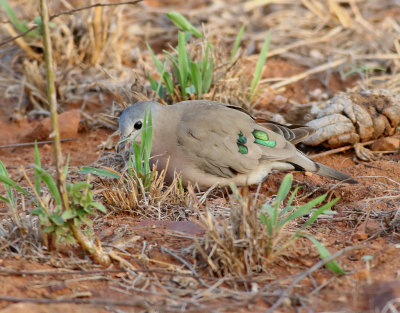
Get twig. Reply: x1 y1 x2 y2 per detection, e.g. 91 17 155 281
0 138 77 149
0 294 147 307
310 145 353 159
310 139 377 159
0 266 217 279
0 1 143 48
160 246 211 288
265 245 364 313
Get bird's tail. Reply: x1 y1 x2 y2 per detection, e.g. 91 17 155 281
286 151 358 184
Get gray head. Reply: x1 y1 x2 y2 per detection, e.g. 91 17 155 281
117 101 158 152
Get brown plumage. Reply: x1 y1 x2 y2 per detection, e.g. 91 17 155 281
118 100 357 189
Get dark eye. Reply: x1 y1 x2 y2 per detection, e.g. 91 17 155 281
134 121 142 130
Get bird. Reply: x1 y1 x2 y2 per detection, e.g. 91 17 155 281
117 100 357 189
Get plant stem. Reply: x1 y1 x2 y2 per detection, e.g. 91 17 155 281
39 0 69 212
39 0 110 266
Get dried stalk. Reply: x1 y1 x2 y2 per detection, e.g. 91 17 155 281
40 0 110 266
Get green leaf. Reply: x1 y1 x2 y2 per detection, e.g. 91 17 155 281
148 73 159 92
34 141 41 195
34 166 61 207
177 31 188 98
43 225 55 233
61 210 76 220
0 195 10 203
230 25 245 62
166 11 202 38
65 234 76 244
162 70 174 95
190 61 202 99
275 173 292 204
72 182 91 193
64 154 70 177
146 42 163 72
0 160 12 200
249 30 271 98
91 202 107 213
279 194 327 227
286 186 302 208
203 57 213 93
79 215 93 226
49 214 64 226
300 197 340 230
155 61 167 98
0 0 28 33
0 174 30 198
259 212 268 226
78 167 121 179
185 85 196 94
302 234 345 274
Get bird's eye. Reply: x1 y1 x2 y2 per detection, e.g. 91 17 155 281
134 121 142 130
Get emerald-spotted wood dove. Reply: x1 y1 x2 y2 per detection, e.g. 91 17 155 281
118 100 357 189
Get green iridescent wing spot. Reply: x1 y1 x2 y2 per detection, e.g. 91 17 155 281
252 130 276 147
252 130 269 141
254 138 277 147
237 131 247 144
237 143 248 154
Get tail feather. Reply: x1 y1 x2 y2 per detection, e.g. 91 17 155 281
314 162 358 184
286 151 358 184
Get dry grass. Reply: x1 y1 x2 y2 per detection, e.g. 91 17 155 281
1 0 400 311
1 0 399 120
101 164 191 219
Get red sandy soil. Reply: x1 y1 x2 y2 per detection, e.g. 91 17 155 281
0 61 399 313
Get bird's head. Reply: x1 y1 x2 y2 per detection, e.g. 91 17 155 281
116 101 157 153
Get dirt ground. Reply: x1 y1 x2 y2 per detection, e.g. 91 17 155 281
1 1 400 313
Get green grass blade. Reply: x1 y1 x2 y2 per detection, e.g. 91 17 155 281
166 11 202 38
300 197 340 230
64 154 70 177
203 57 213 93
0 174 30 198
275 173 292 204
34 166 61 207
177 31 189 98
280 186 302 216
0 195 10 203
148 74 158 91
34 141 41 195
201 44 210 80
78 167 121 179
230 25 245 62
190 61 202 99
146 42 163 73
162 70 174 95
0 160 13 200
287 186 302 207
278 194 327 228
133 143 142 172
142 109 153 175
0 0 28 33
260 210 273 236
249 30 271 99
302 234 345 274
163 50 178 63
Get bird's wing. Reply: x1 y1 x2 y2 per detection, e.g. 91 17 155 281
176 103 297 178
255 120 315 144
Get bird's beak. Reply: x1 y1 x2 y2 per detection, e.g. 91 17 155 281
116 137 127 153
